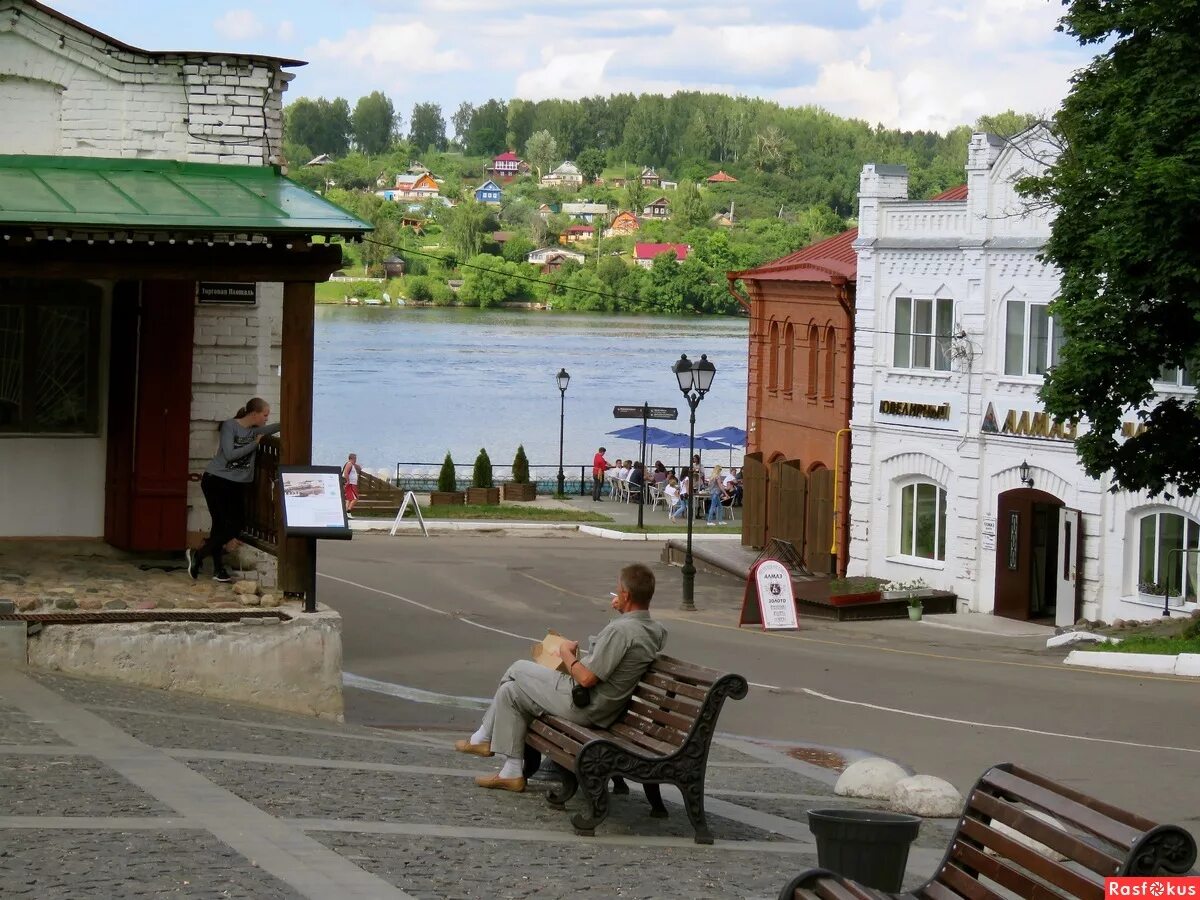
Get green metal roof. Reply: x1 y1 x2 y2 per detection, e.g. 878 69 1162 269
0 156 372 236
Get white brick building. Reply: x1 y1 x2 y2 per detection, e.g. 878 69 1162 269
0 0 368 592
847 129 1199 625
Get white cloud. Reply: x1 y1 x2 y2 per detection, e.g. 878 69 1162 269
514 51 617 101
308 22 467 73
213 9 264 41
277 20 296 42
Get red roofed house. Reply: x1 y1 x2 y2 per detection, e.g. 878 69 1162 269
633 242 689 268
707 170 738 184
728 164 967 569
486 151 528 181
604 211 640 237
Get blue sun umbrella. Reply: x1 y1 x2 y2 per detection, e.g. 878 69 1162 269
698 426 746 465
605 424 680 466
654 432 733 469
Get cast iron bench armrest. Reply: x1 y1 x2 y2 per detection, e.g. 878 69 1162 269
778 762 1197 900
523 653 748 844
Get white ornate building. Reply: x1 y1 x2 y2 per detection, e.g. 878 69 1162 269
847 130 1199 624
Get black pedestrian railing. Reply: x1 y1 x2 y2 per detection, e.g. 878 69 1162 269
392 463 595 496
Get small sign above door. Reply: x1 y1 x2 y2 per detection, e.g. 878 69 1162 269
197 282 257 305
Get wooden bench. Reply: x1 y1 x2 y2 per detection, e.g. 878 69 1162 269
521 654 748 845
778 762 1198 900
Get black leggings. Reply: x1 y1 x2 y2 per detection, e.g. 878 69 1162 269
198 473 247 571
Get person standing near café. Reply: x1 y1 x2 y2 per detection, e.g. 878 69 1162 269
591 446 611 501
188 397 279 583
341 452 362 518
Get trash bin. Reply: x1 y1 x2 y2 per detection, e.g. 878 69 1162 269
807 808 921 892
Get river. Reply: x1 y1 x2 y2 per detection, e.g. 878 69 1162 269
313 306 750 480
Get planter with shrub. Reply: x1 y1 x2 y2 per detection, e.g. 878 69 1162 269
430 452 465 506
502 444 537 501
466 448 500 505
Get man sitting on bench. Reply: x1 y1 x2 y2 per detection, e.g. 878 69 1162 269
455 563 668 792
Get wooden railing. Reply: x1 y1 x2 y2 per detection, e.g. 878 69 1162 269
243 435 280 555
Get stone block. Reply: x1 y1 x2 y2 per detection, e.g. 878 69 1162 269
103 599 128 610
0 622 27 667
17 597 40 611
77 598 104 611
890 775 963 818
834 757 908 800
232 580 260 596
259 593 280 608
135 600 157 610
54 598 78 610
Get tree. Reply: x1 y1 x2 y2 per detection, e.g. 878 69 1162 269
409 102 447 152
524 130 558 180
500 233 535 263
1019 0 1200 496
437 453 457 493
285 97 351 157
459 254 521 308
352 92 397 155
676 179 708 227
576 148 607 184
451 101 474 148
467 99 508 156
441 202 496 260
975 110 1041 138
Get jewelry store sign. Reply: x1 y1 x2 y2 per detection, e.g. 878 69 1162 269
980 402 1077 442
875 391 957 430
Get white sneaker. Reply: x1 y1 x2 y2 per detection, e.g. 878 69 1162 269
347 512 353 519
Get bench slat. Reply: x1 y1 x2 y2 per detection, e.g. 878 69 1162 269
651 657 720 686
920 879 969 900
529 720 583 756
608 722 681 757
625 696 697 735
968 791 1124 876
539 716 607 747
936 860 1005 900
616 710 689 750
643 671 709 701
633 683 703 716
812 876 868 900
952 837 1087 900
981 770 1142 850
526 733 578 771
957 818 1106 900
1007 765 1157 833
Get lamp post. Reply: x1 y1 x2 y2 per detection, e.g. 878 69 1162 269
556 368 570 496
1019 459 1034 489
673 353 716 611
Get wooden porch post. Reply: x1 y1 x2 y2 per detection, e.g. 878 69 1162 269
279 281 315 597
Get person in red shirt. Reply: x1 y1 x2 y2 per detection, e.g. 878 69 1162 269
591 447 611 501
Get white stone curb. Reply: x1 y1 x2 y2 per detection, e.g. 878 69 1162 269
578 525 743 542
1064 650 1200 677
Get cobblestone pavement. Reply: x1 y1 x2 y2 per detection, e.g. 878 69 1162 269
0 669 949 899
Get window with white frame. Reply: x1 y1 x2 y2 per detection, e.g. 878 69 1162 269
1137 511 1200 601
1004 300 1064 376
893 298 953 371
1155 366 1194 388
898 481 948 561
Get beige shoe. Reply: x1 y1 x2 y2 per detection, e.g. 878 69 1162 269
475 773 526 792
454 739 494 757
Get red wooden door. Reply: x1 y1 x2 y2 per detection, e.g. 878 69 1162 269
994 488 1063 620
105 281 194 551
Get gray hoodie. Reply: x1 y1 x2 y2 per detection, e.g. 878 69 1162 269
204 419 281 483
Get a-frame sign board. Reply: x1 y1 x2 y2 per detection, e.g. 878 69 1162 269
738 559 799 630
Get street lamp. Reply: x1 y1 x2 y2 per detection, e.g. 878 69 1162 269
556 368 570 496
673 353 717 611
1019 459 1034 489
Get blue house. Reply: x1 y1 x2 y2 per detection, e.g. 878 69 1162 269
474 180 503 205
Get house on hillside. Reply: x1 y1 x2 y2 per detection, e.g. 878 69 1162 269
542 160 583 187
643 196 671 220
473 180 502 204
604 211 640 237
640 166 661 187
306 153 333 166
707 170 738 184
528 247 586 273
633 242 689 268
661 180 678 191
0 0 370 601
486 151 527 181
390 172 440 200
560 224 595 244
561 202 609 223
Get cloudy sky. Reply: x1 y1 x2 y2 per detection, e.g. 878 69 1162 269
50 0 1092 133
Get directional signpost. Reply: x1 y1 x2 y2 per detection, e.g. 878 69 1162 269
613 403 678 528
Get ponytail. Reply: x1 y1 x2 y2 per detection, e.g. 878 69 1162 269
218 397 268 430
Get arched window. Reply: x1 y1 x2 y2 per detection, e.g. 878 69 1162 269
767 320 779 391
782 323 795 392
823 325 836 400
899 481 947 561
1137 511 1200 600
807 324 820 398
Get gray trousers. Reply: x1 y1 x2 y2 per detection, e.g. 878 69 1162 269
482 660 591 758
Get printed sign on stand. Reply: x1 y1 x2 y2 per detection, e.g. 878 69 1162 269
738 559 799 630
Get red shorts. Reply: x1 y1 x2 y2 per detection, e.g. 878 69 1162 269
344 484 358 502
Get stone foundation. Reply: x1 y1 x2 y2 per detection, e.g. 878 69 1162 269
27 605 343 720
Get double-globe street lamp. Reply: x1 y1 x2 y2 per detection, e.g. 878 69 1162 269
672 353 716 611
556 368 570 496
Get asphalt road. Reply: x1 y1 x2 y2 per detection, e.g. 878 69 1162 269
317 532 1200 837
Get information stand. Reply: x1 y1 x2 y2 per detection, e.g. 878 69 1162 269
277 466 352 613
613 402 678 528
738 559 799 630
389 491 429 537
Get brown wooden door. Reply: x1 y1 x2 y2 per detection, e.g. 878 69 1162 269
103 282 139 548
769 459 806 553
741 452 767 548
994 488 1063 620
806 466 834 573
105 281 195 551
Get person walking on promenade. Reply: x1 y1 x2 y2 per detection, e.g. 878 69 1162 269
454 563 667 792
591 446 611 501
187 397 280 583
341 452 362 518
706 464 729 526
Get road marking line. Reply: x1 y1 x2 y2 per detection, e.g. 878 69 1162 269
800 687 1200 755
514 569 604 602
343 673 490 709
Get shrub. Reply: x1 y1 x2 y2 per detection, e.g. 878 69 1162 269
437 452 457 493
472 448 494 488
405 276 433 302
512 444 530 484
429 281 456 306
